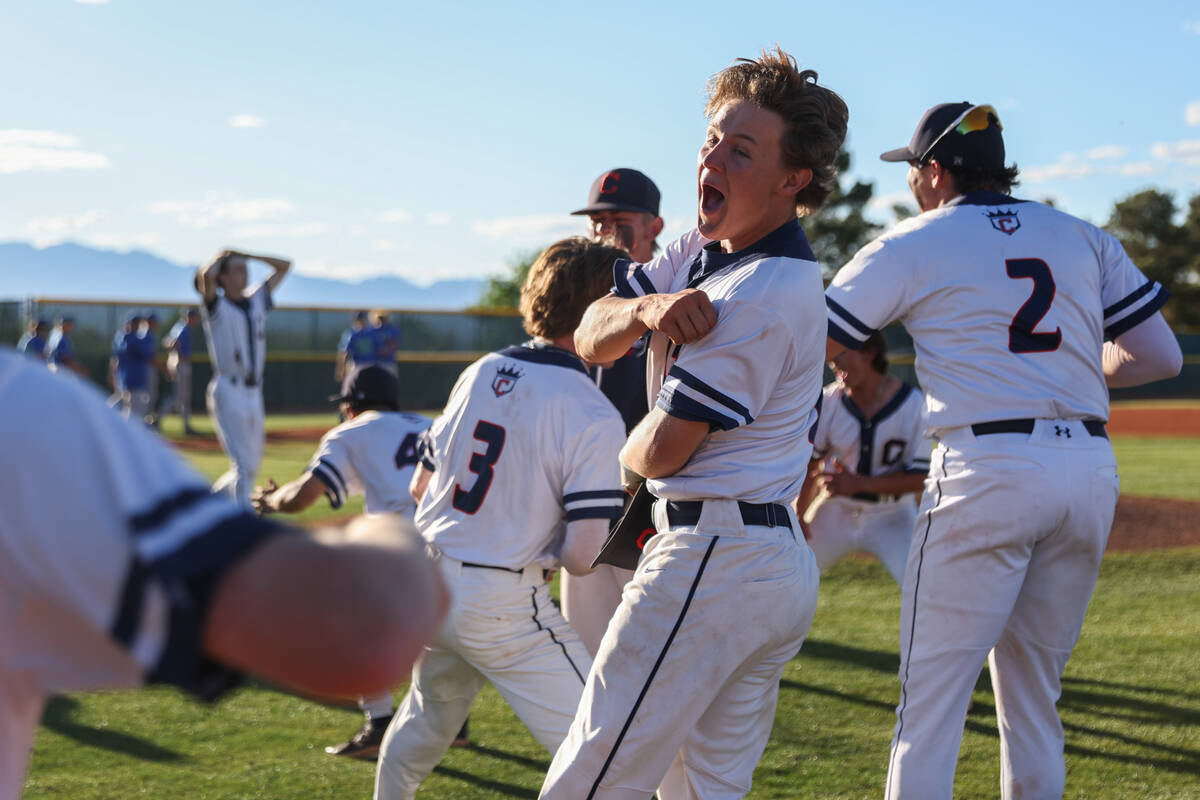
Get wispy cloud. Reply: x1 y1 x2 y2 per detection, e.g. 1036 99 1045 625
1150 138 1200 166
1187 101 1200 127
868 190 913 213
229 114 266 129
375 209 411 224
74 0 110 4
1022 153 1096 183
372 238 396 252
1084 145 1128 160
26 210 106 236
84 233 164 250
1118 162 1159 176
233 222 331 238
1184 20 1200 35
147 193 295 228
425 211 452 227
471 213 577 241
0 129 108 174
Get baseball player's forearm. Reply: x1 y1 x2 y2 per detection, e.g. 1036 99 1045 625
197 251 228 300
202 517 449 699
256 254 291 291
846 471 927 497
1103 312 1182 388
560 518 608 576
574 294 650 363
409 464 433 504
259 473 326 514
794 461 823 519
620 407 709 479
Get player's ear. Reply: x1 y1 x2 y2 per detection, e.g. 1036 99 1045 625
649 216 665 239
781 167 813 198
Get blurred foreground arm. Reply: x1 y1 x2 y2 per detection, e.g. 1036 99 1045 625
203 515 447 699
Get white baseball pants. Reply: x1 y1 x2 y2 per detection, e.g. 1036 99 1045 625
562 564 635 657
206 376 264 508
541 499 818 800
374 553 591 800
806 494 916 583
885 419 1119 800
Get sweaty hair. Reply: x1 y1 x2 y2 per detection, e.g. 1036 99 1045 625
705 46 849 215
862 331 889 374
942 163 1021 195
520 237 629 340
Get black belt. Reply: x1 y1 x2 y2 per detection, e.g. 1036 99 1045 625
851 492 901 503
665 500 792 531
226 375 258 387
461 561 523 574
970 418 1107 439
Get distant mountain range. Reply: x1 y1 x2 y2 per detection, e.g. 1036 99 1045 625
0 241 487 310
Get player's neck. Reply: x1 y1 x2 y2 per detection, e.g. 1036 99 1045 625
846 372 893 417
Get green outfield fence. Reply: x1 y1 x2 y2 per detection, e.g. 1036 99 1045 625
2 298 1197 413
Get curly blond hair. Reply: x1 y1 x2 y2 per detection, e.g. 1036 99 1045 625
520 237 629 339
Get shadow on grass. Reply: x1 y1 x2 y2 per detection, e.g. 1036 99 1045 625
459 743 550 772
796 638 899 674
41 696 184 763
431 763 538 798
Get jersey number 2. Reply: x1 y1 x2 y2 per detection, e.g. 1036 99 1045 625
452 420 506 514
1006 258 1062 353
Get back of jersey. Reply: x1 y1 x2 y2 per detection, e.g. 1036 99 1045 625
309 411 431 515
416 344 625 570
827 192 1167 432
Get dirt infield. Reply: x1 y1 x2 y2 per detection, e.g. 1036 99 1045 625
1108 405 1200 437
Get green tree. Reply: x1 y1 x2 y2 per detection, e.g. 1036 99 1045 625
804 149 884 277
1105 189 1200 328
475 248 542 310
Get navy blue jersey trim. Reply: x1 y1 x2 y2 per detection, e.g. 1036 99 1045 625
310 464 344 508
530 587 586 685
564 490 628 503
874 383 914 423
633 267 656 295
418 455 436 471
1104 285 1168 340
1102 281 1156 318
826 297 876 337
316 458 347 497
109 558 152 649
128 486 212 536
658 388 738 432
566 507 623 522
667 365 753 425
232 297 256 382
496 342 589 375
694 218 815 276
586 536 719 799
612 258 638 298
204 295 219 314
947 191 1029 208
827 321 864 350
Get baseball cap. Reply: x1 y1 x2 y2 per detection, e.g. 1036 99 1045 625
329 365 399 410
880 102 1005 170
571 168 661 216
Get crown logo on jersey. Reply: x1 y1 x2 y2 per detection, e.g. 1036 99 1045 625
986 208 1020 235
491 364 523 397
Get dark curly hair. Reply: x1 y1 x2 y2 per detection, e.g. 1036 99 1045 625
705 46 849 216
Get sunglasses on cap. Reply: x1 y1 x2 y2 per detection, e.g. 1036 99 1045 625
917 104 1002 165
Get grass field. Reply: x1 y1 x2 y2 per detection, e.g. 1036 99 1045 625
22 412 1200 798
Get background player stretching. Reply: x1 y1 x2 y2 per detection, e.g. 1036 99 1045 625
825 101 1182 799
795 331 928 583
196 248 290 508
252 365 434 761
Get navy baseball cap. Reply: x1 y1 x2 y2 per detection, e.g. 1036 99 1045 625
881 102 1005 170
329 365 399 410
571 168 661 216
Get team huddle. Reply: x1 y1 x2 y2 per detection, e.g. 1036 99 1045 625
2 46 1186 800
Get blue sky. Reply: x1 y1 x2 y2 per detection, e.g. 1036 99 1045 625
2 0 1198 286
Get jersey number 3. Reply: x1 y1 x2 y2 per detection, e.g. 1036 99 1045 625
1006 258 1062 353
452 420 506 514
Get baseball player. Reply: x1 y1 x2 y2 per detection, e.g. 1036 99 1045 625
252 365 433 760
46 316 88 377
824 101 1182 799
15 318 48 362
370 310 401 376
335 311 377 383
374 238 628 800
108 312 153 422
794 331 929 583
560 167 664 657
196 248 291 508
542 48 847 799
157 307 200 434
0 346 448 800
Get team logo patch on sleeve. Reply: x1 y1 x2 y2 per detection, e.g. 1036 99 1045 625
986 208 1021 235
491 364 523 397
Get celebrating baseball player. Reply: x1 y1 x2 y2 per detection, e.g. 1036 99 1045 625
560 167 664 657
824 101 1183 799
541 48 847 798
373 238 628 800
196 248 290 508
251 365 433 760
794 331 929 583
0 347 448 800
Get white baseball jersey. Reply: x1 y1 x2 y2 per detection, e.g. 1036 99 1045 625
0 349 279 799
308 411 432 515
811 380 930 489
415 342 625 570
826 192 1168 433
612 221 824 504
201 282 272 384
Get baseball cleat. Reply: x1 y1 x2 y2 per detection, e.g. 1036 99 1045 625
324 714 392 760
